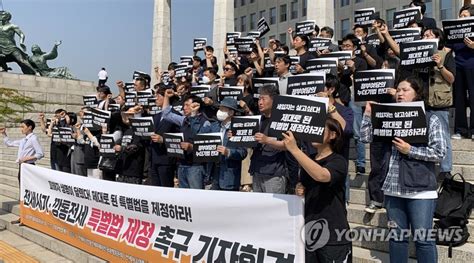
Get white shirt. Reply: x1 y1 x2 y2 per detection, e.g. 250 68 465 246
3 133 44 164
98 70 108 80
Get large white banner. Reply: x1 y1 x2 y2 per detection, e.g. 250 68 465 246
20 164 305 262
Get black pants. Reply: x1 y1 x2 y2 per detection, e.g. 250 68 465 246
149 163 176 187
306 243 352 263
368 142 390 206
98 79 107 86
454 67 474 136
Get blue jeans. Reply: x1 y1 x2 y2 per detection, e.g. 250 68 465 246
428 110 452 173
177 165 206 189
385 196 437 263
349 102 365 168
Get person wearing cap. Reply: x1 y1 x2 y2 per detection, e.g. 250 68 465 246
213 98 247 191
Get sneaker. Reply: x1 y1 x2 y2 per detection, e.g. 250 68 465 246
365 203 382 214
356 166 366 174
451 133 462 140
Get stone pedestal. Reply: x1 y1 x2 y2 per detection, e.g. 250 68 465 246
307 0 335 33
151 0 171 86
212 0 234 75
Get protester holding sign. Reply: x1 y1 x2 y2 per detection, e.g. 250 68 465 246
360 76 446 263
409 0 437 29
149 85 180 187
449 5 474 140
249 85 289 194
281 118 351 262
212 98 248 191
318 26 339 53
236 74 258 115
161 90 218 189
275 55 293 95
353 24 383 69
289 33 315 74
46 108 73 173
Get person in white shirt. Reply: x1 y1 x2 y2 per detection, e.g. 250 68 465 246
98 67 108 87
0 119 44 224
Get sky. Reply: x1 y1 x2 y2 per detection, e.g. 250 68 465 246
4 0 213 85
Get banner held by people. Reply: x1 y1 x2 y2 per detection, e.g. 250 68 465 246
371 101 428 144
20 164 304 262
442 17 474 44
163 133 185 159
286 72 326 96
228 115 261 148
268 95 329 143
399 39 438 69
353 69 396 102
193 133 223 163
130 117 154 138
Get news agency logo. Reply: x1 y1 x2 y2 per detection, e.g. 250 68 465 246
303 219 330 251
302 218 465 250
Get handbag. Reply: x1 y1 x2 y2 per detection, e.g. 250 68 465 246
434 173 474 221
98 156 118 172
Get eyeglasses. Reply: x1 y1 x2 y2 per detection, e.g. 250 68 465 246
224 67 233 71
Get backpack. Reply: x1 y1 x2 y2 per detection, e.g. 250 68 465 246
434 173 474 257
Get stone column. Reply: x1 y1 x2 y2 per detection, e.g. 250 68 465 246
151 0 171 86
212 0 234 75
306 0 334 33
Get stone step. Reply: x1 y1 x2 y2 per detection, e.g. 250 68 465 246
0 174 18 188
347 204 474 242
349 222 474 262
0 229 73 262
351 246 395 263
0 211 105 263
0 185 19 200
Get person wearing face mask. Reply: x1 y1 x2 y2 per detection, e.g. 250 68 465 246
212 98 247 191
361 77 446 263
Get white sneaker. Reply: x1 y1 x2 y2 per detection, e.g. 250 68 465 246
451 133 462 140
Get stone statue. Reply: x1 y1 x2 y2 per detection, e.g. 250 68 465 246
29 41 75 79
0 11 38 74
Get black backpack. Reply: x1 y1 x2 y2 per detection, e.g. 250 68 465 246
434 173 474 257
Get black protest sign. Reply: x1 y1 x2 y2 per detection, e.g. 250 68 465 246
83 95 98 107
180 56 194 66
108 104 121 112
273 50 285 59
161 72 171 85
193 38 207 51
289 56 300 74
442 17 474 44
130 117 154 138
308 38 332 52
306 58 338 75
125 82 135 92
228 46 238 58
163 133 185 159
174 63 191 78
389 28 421 44
257 17 270 37
393 6 421 29
228 115 261 148
99 134 116 157
268 95 328 142
137 90 154 106
52 126 60 143
247 31 261 40
286 73 326 96
371 101 427 144
295 20 316 36
354 69 395 102
354 8 375 26
125 91 137 107
58 127 75 145
133 70 149 81
148 105 162 115
234 37 254 54
45 118 52 131
193 133 222 163
399 39 438 69
226 32 241 46
366 34 381 48
319 51 353 64
82 108 111 131
264 54 275 71
252 77 279 98
219 86 244 101
190 85 211 98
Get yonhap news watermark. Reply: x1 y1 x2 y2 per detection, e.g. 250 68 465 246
303 219 464 251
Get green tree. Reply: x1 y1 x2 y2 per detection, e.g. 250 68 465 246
0 87 34 123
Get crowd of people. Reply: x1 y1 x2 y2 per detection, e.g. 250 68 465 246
2 0 473 262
